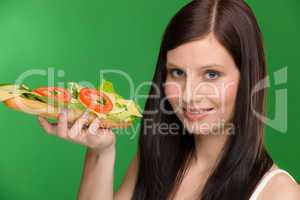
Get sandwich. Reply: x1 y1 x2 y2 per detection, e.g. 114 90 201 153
0 80 143 128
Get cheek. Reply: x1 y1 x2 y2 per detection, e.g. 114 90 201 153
164 82 181 107
217 81 239 122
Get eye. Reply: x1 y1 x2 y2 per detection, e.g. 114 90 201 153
168 68 185 78
204 70 221 80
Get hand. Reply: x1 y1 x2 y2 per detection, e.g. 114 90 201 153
37 109 116 155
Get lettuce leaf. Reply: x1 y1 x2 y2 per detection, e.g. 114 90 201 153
98 79 124 99
67 82 83 100
98 79 116 93
67 101 86 111
20 92 47 103
106 111 133 122
98 79 143 118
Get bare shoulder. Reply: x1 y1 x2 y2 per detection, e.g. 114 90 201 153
114 151 139 200
259 171 300 200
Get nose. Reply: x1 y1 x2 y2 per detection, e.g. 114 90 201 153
181 75 217 107
182 77 200 107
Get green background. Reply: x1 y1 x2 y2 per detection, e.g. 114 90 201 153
0 0 299 199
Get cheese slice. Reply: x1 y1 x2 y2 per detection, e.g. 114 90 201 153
0 90 20 102
128 101 142 117
117 99 142 117
0 85 28 102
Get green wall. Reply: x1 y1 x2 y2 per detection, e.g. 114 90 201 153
0 1 298 199
247 0 300 184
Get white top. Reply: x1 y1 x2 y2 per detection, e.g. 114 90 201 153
249 168 297 200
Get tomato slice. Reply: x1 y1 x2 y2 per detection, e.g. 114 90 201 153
79 88 113 113
33 87 71 103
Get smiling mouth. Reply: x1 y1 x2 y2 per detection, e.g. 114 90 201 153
183 107 214 113
182 107 214 121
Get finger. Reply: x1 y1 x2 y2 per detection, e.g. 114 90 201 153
68 111 90 138
85 128 114 147
86 127 113 141
38 116 56 134
87 117 100 135
57 109 69 138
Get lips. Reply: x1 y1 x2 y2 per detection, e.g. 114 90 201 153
182 107 214 121
183 107 214 113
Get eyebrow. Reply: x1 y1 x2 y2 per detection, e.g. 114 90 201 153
166 62 224 70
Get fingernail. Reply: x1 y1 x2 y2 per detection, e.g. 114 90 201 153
90 123 98 133
82 111 90 119
89 127 97 135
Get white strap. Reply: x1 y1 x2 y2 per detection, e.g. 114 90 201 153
249 169 297 200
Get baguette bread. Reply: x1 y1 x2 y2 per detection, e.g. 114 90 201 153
4 97 132 128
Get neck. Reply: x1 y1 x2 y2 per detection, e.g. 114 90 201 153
192 129 231 173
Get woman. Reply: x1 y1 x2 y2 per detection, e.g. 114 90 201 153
38 0 300 199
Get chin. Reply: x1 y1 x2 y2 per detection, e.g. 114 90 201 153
178 115 210 134
183 121 212 135
179 115 229 136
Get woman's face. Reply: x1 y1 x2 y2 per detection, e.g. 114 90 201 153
164 34 240 135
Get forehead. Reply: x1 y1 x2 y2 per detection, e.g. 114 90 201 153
166 34 236 69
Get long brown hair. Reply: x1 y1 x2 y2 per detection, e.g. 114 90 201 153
132 0 273 199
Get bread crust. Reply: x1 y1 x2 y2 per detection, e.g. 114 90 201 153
3 97 132 128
